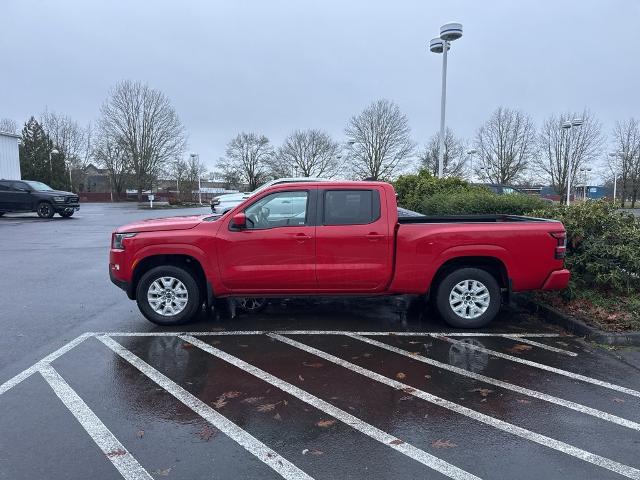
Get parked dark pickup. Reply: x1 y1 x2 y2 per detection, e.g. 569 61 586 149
0 180 80 218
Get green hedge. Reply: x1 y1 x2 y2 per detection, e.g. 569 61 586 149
393 169 546 215
419 190 547 216
531 201 640 294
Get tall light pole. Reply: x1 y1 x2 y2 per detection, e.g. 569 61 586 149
49 148 59 185
579 167 592 201
190 152 202 205
609 151 623 206
466 149 477 181
430 22 463 178
561 118 583 205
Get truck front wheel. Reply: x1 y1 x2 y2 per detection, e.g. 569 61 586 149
136 265 201 326
435 268 501 328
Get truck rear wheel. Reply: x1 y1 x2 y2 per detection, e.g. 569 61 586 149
136 265 201 326
435 267 501 328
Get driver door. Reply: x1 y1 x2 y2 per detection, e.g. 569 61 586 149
217 188 317 292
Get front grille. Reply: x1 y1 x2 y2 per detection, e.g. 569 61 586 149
67 196 79 203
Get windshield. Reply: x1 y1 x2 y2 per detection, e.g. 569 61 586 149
24 181 54 191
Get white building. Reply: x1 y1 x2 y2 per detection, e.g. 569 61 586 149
0 131 21 180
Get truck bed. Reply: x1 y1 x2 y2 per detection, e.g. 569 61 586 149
397 213 555 224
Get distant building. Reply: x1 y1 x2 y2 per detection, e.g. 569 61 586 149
0 131 21 180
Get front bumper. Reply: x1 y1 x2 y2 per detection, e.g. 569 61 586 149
110 265 134 299
53 203 80 212
541 269 571 290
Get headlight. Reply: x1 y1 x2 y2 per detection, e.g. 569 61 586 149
53 196 65 202
112 232 137 249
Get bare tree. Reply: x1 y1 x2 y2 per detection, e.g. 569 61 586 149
536 110 602 203
41 111 87 165
0 118 17 134
93 131 130 199
274 129 341 178
345 99 415 180
419 127 467 178
611 118 640 207
99 80 186 200
184 154 207 202
219 132 273 191
475 107 536 184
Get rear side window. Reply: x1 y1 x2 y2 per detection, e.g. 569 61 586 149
323 189 380 225
0 181 11 191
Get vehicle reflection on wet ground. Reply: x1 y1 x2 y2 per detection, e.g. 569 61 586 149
2 299 640 480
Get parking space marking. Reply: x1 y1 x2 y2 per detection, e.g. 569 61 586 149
181 335 481 480
102 331 565 337
348 334 640 431
436 336 640 398
499 335 578 356
271 334 640 479
98 335 314 480
38 363 153 480
0 332 94 395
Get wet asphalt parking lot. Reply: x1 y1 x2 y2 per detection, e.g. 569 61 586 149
1 204 640 480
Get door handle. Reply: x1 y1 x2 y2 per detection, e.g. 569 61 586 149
365 233 385 241
294 233 312 242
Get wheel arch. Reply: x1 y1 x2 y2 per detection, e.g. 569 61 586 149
430 255 510 297
131 254 208 303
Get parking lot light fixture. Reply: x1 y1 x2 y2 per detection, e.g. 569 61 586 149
49 148 59 184
430 22 463 179
190 152 202 205
466 149 478 181
560 119 583 205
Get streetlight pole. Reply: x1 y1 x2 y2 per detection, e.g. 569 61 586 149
430 22 463 178
191 153 202 205
49 148 59 185
609 151 623 206
466 149 477 181
561 118 583 205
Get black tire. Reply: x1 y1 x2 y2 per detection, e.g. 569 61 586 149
36 202 55 218
435 267 501 328
136 265 201 326
60 209 75 218
235 297 268 313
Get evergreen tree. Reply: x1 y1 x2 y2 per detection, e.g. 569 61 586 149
19 116 67 189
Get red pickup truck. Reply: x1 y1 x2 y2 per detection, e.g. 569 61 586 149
109 181 569 328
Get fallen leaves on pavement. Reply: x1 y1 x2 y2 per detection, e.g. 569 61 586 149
505 344 533 354
316 419 337 428
431 439 457 449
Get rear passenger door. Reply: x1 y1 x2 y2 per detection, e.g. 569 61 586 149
316 188 393 291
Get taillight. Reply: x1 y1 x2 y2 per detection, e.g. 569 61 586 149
550 231 567 260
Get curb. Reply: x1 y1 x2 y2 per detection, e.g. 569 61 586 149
514 294 640 346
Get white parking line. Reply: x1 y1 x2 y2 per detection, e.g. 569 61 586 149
499 335 578 356
270 334 640 480
97 335 314 480
348 334 640 431
181 335 481 480
0 332 94 395
39 364 153 480
435 336 640 398
101 331 564 337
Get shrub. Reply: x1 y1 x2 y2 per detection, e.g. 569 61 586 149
531 201 640 294
393 169 481 212
419 189 547 216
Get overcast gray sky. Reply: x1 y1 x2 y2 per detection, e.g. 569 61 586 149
1 0 638 174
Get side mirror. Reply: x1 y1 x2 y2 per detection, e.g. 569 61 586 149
231 212 247 228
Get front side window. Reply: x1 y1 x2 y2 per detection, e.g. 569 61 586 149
22 181 53 191
323 189 380 225
244 190 308 229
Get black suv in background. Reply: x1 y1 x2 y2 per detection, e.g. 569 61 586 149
0 180 80 218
